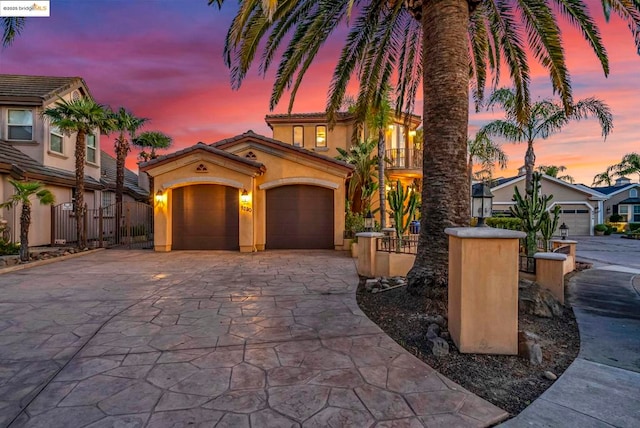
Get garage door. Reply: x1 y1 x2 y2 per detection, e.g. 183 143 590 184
266 185 334 249
557 205 591 236
172 185 239 250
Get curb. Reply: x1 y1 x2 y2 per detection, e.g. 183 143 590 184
0 248 106 275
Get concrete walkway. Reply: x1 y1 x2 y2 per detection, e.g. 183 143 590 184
501 236 640 427
0 250 506 428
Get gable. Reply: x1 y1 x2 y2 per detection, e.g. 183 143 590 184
491 176 593 204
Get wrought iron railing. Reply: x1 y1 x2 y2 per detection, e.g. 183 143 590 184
519 255 536 274
376 235 419 254
386 148 422 169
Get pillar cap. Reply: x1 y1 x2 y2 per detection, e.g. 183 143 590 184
551 239 577 244
534 252 568 261
355 232 385 238
445 227 526 239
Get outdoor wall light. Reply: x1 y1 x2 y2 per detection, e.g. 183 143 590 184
240 189 250 204
560 222 569 240
471 183 493 227
364 211 374 232
155 190 165 207
408 130 417 137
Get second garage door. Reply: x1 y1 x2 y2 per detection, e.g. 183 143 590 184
557 204 591 236
266 185 334 249
172 185 239 250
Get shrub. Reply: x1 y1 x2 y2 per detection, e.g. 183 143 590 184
629 222 640 232
485 217 522 230
608 213 624 222
606 224 617 234
594 223 608 232
0 241 20 256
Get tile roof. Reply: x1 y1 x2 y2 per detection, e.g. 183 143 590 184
100 151 148 200
0 141 101 188
265 112 354 120
211 130 354 171
0 74 86 103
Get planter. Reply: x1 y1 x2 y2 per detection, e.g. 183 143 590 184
595 231 604 236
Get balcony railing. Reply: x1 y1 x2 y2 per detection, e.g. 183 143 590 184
386 148 422 169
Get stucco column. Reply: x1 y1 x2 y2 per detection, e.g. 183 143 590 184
534 253 568 305
154 189 172 252
334 186 346 250
355 232 384 277
446 227 526 355
239 187 255 253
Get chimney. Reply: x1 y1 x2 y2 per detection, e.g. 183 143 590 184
517 166 526 176
615 177 631 187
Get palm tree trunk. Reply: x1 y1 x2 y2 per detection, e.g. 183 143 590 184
524 140 536 194
378 128 386 229
407 0 470 295
75 131 87 248
115 135 128 245
19 203 30 262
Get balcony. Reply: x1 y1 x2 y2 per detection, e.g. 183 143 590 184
386 148 422 170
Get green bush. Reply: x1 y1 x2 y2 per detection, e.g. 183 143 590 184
344 210 365 239
605 224 617 234
0 241 20 256
628 223 640 232
594 223 608 232
485 217 522 230
608 213 624 222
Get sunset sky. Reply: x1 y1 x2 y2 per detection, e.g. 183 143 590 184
1 0 638 186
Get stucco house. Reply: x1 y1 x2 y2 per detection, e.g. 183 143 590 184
485 173 607 236
140 131 353 252
0 74 105 246
591 177 640 223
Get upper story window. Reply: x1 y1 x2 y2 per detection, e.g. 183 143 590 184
50 126 63 154
8 109 33 140
86 134 97 163
315 125 327 148
630 188 638 198
293 126 304 147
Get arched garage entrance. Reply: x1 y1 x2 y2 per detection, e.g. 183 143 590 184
172 184 239 250
266 185 334 249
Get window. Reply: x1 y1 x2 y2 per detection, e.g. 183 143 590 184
315 125 327 147
86 134 96 163
293 126 304 147
8 109 33 140
50 126 63 153
619 205 628 215
102 192 114 216
630 189 638 198
635 206 640 222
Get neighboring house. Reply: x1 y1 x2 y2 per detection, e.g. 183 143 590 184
140 131 353 252
265 111 422 185
482 173 607 236
591 177 640 223
0 74 104 246
99 151 149 206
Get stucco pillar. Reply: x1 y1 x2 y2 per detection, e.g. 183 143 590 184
334 187 346 250
239 188 255 253
534 252 568 305
446 227 526 355
355 232 384 277
154 189 172 252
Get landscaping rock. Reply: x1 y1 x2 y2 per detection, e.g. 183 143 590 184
518 338 542 365
381 282 390 289
365 279 377 292
427 337 450 357
426 323 440 340
519 282 563 318
543 371 557 381
424 314 445 327
372 288 380 293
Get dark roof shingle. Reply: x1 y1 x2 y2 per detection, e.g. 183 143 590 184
0 74 86 103
100 151 148 200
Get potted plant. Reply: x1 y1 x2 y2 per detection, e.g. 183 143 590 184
594 223 608 236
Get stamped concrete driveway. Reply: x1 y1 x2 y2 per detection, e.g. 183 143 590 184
0 250 506 427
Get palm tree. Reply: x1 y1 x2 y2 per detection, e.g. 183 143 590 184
110 108 148 206
537 165 574 183
336 139 378 214
482 88 612 194
133 131 173 196
468 131 507 182
43 97 112 249
601 153 640 184
1 17 24 47
210 0 640 293
592 170 614 187
1 180 54 261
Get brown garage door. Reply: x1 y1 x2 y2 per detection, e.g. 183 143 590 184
172 185 239 250
266 185 334 249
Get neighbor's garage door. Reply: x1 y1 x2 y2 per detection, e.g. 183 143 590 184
557 205 591 236
172 185 239 250
266 185 334 249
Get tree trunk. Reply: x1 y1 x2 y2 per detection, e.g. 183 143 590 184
19 202 30 262
115 135 129 245
524 140 536 195
75 130 87 249
407 0 470 295
378 128 386 229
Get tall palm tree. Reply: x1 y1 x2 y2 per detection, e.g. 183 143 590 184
1 180 54 261
537 165 574 183
1 17 24 47
210 0 640 293
133 131 173 196
482 88 612 194
468 131 507 182
603 153 640 183
592 170 614 187
110 108 148 206
43 97 112 249
336 139 378 214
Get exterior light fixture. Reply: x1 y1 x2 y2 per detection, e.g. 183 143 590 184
364 211 374 232
155 190 163 201
408 130 417 137
471 183 493 227
560 222 569 240
240 189 250 204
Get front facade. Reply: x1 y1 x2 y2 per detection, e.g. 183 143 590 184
0 75 105 246
141 131 353 252
592 178 640 223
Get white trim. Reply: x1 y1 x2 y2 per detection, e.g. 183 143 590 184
548 201 595 236
491 174 597 198
259 177 338 190
161 176 244 190
594 183 640 198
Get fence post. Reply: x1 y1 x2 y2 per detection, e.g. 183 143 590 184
98 206 104 248
126 206 131 248
50 205 55 246
83 203 88 248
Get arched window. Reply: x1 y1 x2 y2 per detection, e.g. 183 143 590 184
630 188 638 198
